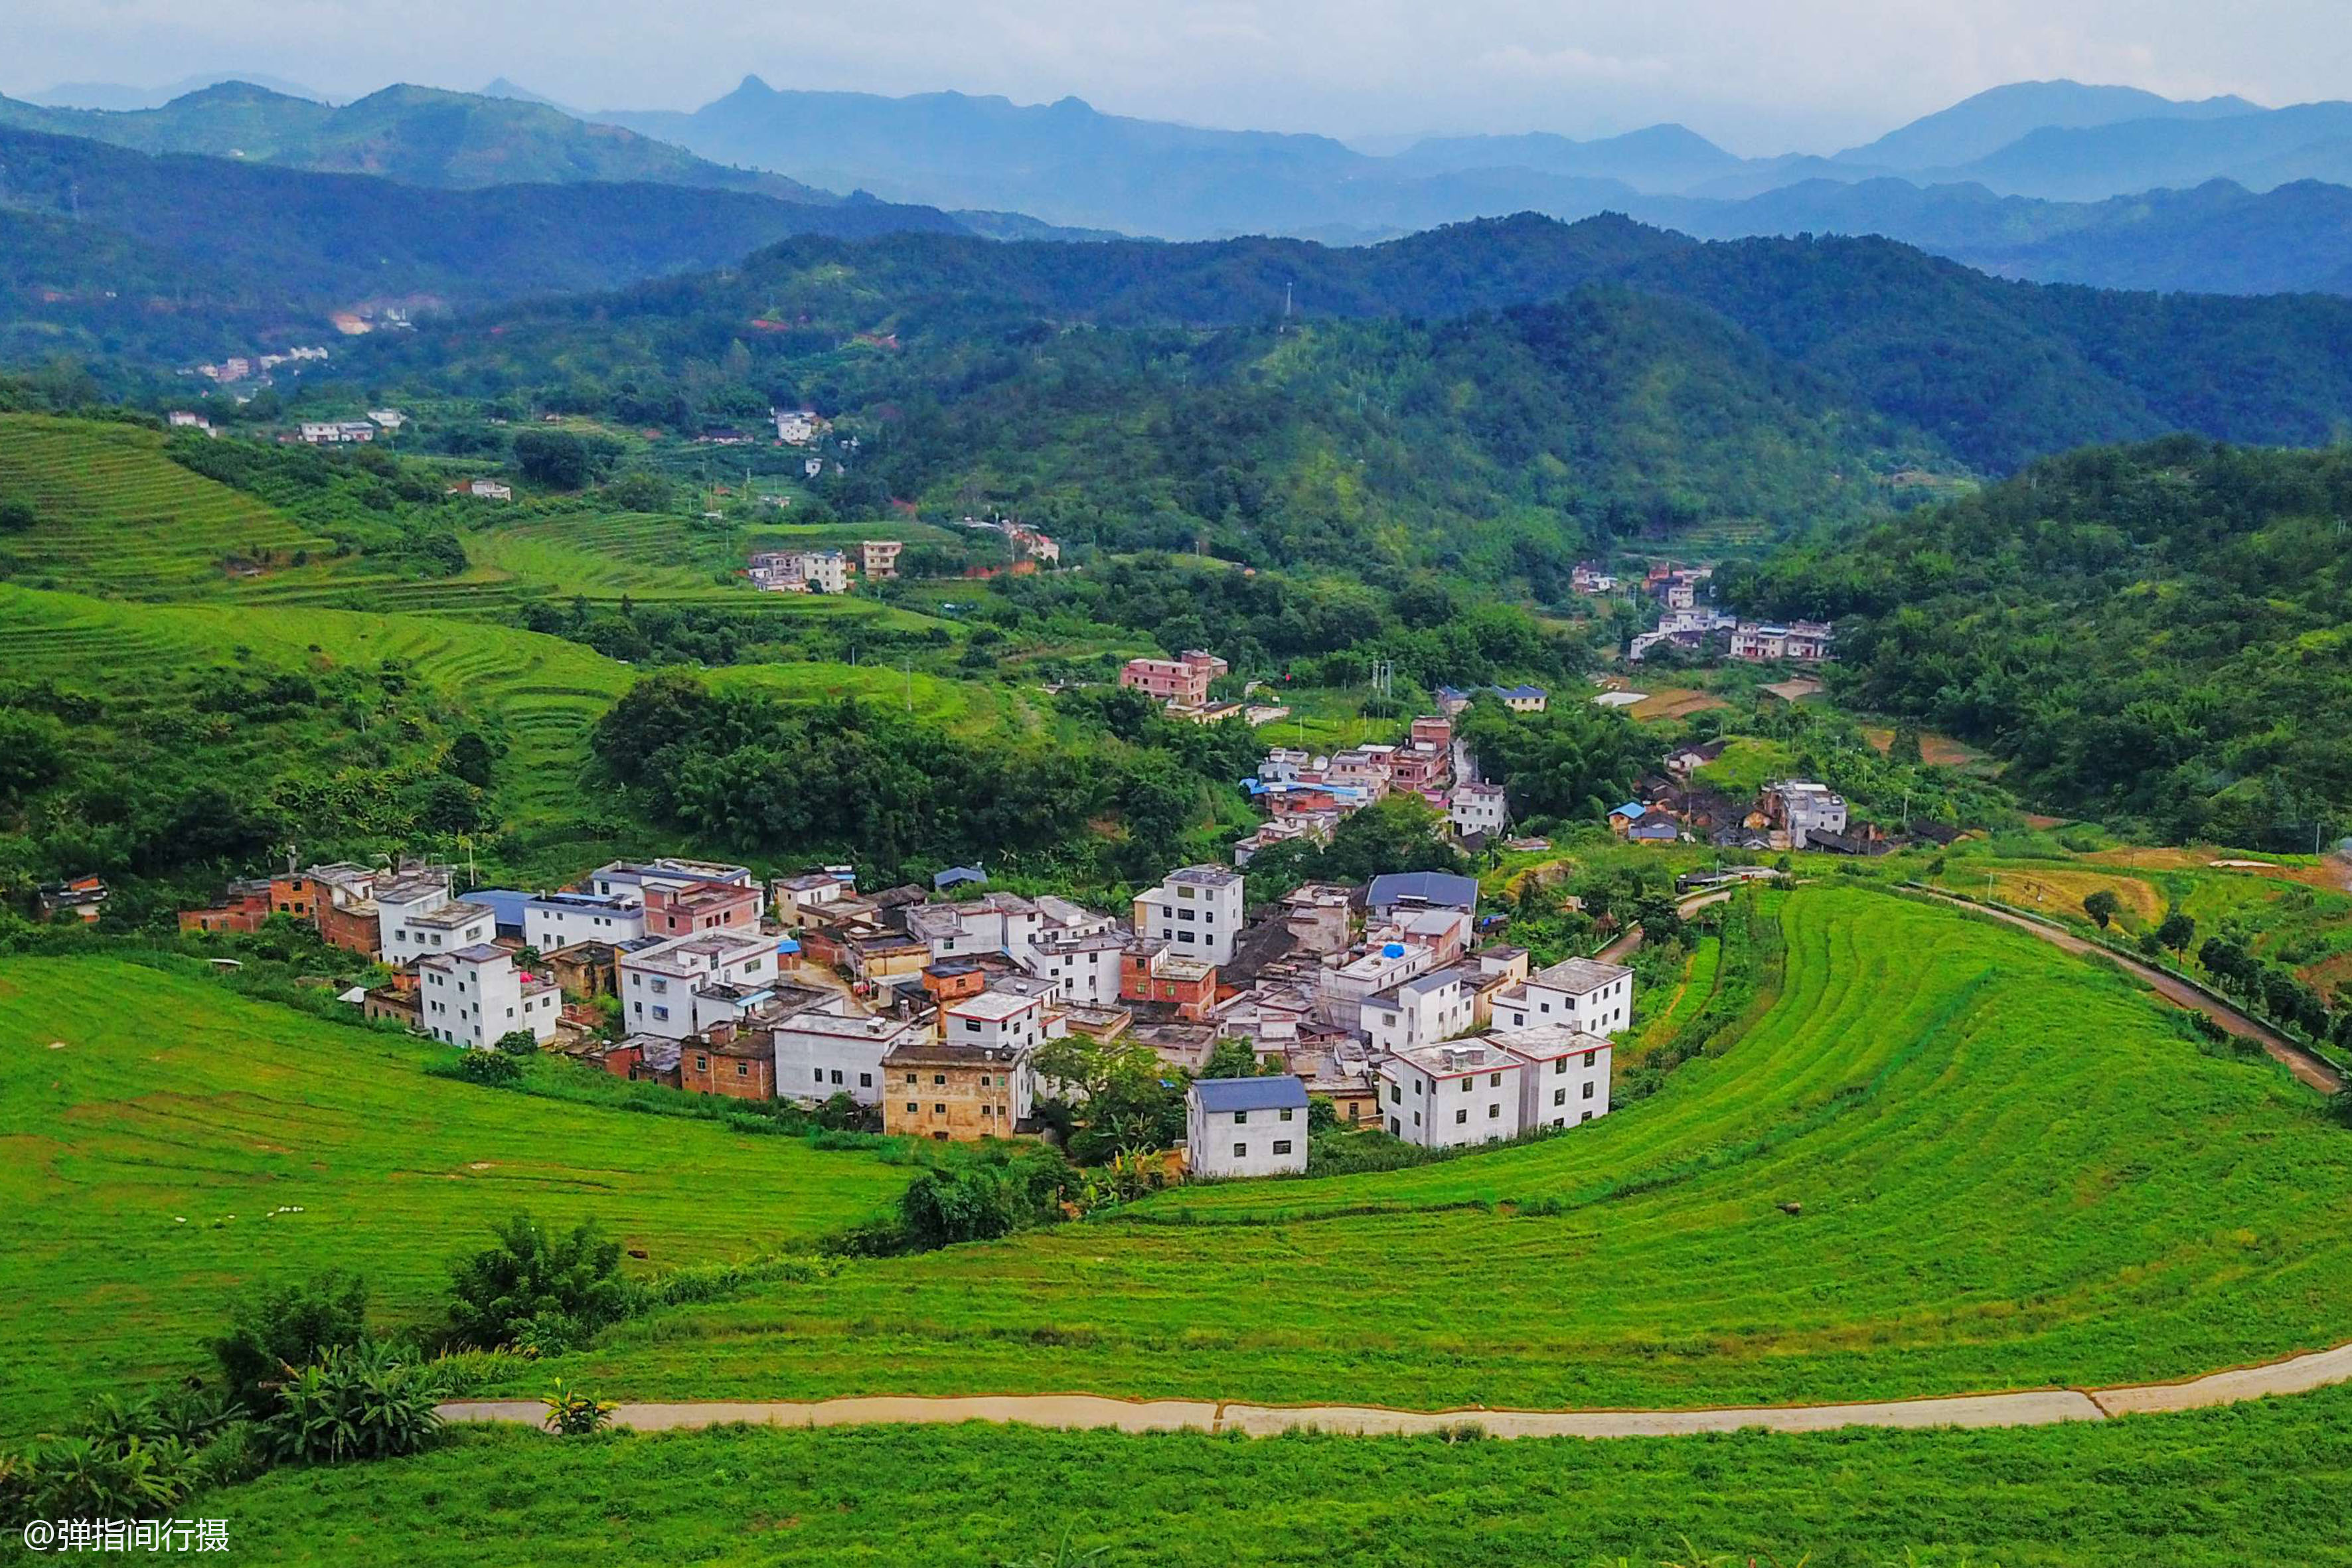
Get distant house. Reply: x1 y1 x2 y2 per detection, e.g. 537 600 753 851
1571 564 1618 594
934 865 988 893
1186 1076 1310 1178
1626 817 1680 844
859 539 903 579
1608 802 1648 837
1119 649 1227 709
1366 872 1480 919
366 408 406 430
1378 1039 1524 1150
1489 684 1548 713
1664 739 1728 779
1763 780 1849 848
1731 620 1836 663
467 479 512 501
771 407 829 445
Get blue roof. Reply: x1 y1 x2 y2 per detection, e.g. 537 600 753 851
1191 1076 1309 1113
1610 802 1646 819
1436 684 1470 700
775 937 801 955
933 866 987 890
1366 871 1480 911
1492 684 1548 700
465 888 532 927
1630 819 1679 840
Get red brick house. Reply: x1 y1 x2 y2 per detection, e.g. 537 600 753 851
678 1022 775 1100
643 880 762 937
1120 942 1219 1021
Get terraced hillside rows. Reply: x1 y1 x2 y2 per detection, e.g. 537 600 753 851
0 957 920 1437
0 415 333 595
514 886 2352 1413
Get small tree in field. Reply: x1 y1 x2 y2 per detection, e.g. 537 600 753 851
2157 909 2196 953
2082 890 2122 929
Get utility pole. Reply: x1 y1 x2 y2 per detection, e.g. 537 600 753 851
904 659 913 712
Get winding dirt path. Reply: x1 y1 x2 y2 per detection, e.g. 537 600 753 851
437 1338 2352 1439
1907 887 2342 1094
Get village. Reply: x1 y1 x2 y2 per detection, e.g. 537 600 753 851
155 837 1642 1182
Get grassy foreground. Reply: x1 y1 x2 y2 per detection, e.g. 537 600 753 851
203 1388 2352 1567
0 957 916 1437
514 886 2352 1412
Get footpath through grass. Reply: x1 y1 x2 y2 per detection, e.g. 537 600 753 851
206 1385 2352 1567
516 886 2352 1413
0 956 917 1437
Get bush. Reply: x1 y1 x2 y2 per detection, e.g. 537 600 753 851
453 1049 524 1087
541 1379 617 1436
11 1435 199 1520
260 1342 444 1464
446 1214 631 1350
897 1154 1067 1249
208 1271 370 1415
492 1029 540 1058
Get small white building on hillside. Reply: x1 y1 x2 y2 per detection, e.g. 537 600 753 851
1186 1076 1310 1178
1492 957 1634 1036
522 892 645 953
1492 1023 1613 1131
617 929 778 1040
767 1010 923 1107
1131 865 1245 966
376 868 495 966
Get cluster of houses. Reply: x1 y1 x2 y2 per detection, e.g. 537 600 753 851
1601 745 1942 854
747 540 901 593
1628 607 1835 665
1239 711 1507 864
187 346 329 386
957 516 1061 566
173 848 1628 1181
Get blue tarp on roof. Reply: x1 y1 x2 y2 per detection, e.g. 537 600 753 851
1366 871 1480 911
1191 1076 1310 1113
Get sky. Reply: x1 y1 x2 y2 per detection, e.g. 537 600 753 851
9 0 2348 153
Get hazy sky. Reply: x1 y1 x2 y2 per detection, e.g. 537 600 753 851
9 0 2347 152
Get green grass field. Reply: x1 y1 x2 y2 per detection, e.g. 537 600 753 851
0 416 333 597
501 886 2352 1413
0 956 917 1437
198 1386 2352 1567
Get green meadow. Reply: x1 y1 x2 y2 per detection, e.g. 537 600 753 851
190 1389 2352 1567
510 886 2352 1413
0 956 917 1437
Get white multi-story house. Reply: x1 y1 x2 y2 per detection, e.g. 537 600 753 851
522 892 645 953
1492 957 1635 1036
1378 1039 1526 1149
1131 865 1245 966
1186 1076 1310 1178
1318 940 1437 1033
767 1010 923 1106
1449 781 1508 838
617 929 779 1040
1361 966 1479 1056
1764 780 1849 847
771 407 828 445
416 943 560 1049
375 868 495 966
939 990 1049 1054
589 858 754 900
770 872 848 923
1493 1024 1613 1131
1024 929 1129 1006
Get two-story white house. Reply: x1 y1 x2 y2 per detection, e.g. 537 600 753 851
522 891 646 953
1449 781 1509 838
416 943 560 1049
1131 866 1245 966
1492 1023 1613 1131
589 858 755 900
1186 1076 1310 1178
767 1010 923 1106
1492 957 1635 1036
939 989 1049 1054
1361 965 1480 1056
1377 1040 1526 1150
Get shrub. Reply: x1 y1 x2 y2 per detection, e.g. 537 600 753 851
453 1049 524 1087
13 1435 199 1519
542 1379 617 1436
446 1214 631 1350
208 1271 371 1415
492 1029 540 1058
898 1154 1068 1249
260 1343 444 1464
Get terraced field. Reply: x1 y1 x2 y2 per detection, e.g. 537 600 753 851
0 957 919 1437
0 415 332 595
509 886 2352 1413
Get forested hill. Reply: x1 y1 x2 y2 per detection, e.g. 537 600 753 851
0 127 972 369
1725 437 2352 846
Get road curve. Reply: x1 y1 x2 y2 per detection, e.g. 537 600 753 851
1905 887 2343 1094
437 1338 2352 1439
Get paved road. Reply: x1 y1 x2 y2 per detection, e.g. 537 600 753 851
437 1336 2352 1439
1908 888 2343 1094
1597 886 1737 964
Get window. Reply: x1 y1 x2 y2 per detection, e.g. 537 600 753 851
1584 1050 1599 1067
1454 1109 1468 1125
1273 1139 1293 1156
934 1103 947 1115
1581 1111 1593 1123
903 1071 917 1084
1232 1142 1247 1158
933 1073 947 1085
1488 1103 1500 1119
905 1102 918 1113
1279 1107 1294 1123
652 1005 669 1021
694 1055 708 1071
1490 1072 1502 1087
736 1062 749 1078
1389 1117 1401 1135
1582 1081 1597 1099
1388 1085 1401 1104
1553 1087 1567 1107
1412 1111 1421 1127
1233 1111 1247 1125
1554 1058 1567 1075
860 1072 872 1088
964 1019 980 1033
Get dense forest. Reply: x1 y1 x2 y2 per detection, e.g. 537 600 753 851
1728 436 2352 846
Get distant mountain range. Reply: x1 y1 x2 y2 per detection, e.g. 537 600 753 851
21 72 332 112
